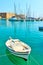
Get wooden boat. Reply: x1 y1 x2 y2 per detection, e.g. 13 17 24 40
5 38 31 60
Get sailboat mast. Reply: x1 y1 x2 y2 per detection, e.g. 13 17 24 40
14 3 16 14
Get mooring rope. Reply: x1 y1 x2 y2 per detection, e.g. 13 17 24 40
29 55 40 65
0 54 11 57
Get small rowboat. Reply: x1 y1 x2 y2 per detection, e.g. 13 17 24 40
5 38 31 60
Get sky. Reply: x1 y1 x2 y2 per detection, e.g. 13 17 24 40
0 0 43 17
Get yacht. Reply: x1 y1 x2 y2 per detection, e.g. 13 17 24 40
9 17 24 22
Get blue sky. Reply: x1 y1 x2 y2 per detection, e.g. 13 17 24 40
0 0 43 17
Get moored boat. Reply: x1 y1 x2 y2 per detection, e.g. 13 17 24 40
39 27 43 31
9 17 24 22
5 38 31 60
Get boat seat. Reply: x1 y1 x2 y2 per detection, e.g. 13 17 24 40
9 39 29 52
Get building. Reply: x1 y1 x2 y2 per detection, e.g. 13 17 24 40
0 13 6 19
0 12 15 19
0 12 25 19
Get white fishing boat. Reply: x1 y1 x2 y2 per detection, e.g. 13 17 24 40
5 38 31 60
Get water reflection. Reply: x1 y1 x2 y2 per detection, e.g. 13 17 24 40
6 49 27 65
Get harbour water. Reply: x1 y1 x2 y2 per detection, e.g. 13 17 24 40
0 20 43 65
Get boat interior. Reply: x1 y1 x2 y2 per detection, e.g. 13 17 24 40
6 39 31 53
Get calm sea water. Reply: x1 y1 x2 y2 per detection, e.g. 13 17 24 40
0 20 43 65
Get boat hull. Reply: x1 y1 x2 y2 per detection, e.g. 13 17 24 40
6 46 29 60
9 19 24 22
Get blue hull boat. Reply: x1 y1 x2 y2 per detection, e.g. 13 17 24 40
39 27 43 31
